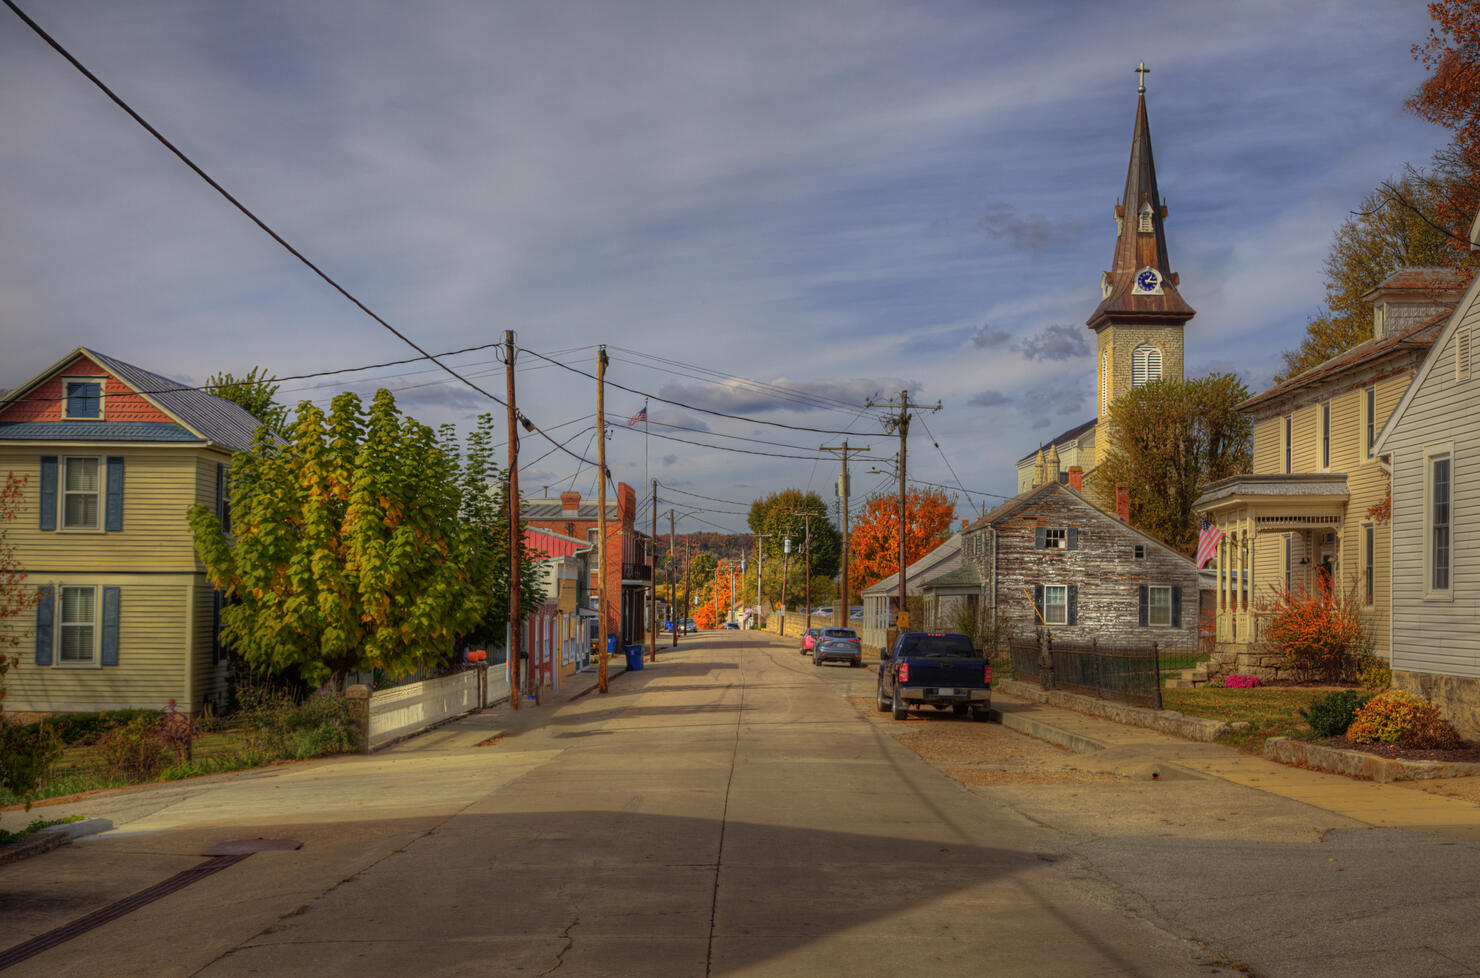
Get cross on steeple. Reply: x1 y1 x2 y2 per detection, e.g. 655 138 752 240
1135 61 1149 94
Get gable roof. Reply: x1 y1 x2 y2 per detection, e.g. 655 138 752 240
964 480 1192 565
1361 266 1475 301
0 347 268 452
1015 416 1097 465
860 532 963 596
1374 263 1480 455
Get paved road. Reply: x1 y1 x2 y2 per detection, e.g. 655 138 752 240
1 632 1231 977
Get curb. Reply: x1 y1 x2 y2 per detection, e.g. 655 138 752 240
0 816 113 867
990 707 1107 755
1264 737 1480 784
997 679 1231 742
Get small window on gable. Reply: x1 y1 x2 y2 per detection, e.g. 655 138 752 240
1138 203 1154 233
63 378 103 420
1458 329 1472 382
1134 544 1145 559
1044 528 1067 550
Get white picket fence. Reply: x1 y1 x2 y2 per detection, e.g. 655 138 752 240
368 668 488 749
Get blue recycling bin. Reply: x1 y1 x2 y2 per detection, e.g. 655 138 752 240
607 636 618 658
624 643 645 671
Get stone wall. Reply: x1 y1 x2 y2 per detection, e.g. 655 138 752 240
1393 669 1480 740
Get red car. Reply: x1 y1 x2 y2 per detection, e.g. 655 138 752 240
800 628 823 655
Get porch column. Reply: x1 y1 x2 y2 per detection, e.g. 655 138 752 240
1218 531 1227 611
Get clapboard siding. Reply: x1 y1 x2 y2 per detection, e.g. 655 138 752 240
1252 416 1280 473
5 582 188 712
190 583 231 710
1386 318 1480 682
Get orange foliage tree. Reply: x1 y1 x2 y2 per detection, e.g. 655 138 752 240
1408 1 1480 244
848 489 955 601
692 558 735 630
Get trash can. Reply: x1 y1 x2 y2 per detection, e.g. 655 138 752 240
624 643 645 671
607 635 618 658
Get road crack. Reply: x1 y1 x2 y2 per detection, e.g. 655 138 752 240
539 914 581 975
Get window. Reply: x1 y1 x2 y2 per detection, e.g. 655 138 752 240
1134 544 1145 559
59 585 97 664
1101 350 1110 416
1131 344 1162 388
1285 534 1293 589
61 457 101 530
1043 585 1068 625
1321 402 1331 469
1146 586 1172 626
1365 387 1376 458
1284 416 1292 474
62 378 103 419
1036 527 1077 550
1458 329 1472 382
1363 523 1374 605
1138 203 1154 233
1429 452 1452 593
1045 528 1067 550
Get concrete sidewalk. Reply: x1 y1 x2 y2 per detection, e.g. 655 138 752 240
990 688 1480 842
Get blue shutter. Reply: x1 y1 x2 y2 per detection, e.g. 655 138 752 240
105 456 125 531
101 586 120 666
1034 527 1046 549
1067 585 1078 626
39 456 57 531
1067 527 1079 550
34 586 54 665
1138 585 1149 627
1171 586 1182 628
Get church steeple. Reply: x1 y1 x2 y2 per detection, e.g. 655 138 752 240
1087 81 1195 332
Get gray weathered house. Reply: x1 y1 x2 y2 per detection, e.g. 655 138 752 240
960 481 1198 652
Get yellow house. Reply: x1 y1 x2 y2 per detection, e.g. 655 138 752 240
1195 268 1474 676
0 347 264 714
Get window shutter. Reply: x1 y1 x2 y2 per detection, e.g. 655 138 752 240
1138 585 1149 627
1035 527 1046 549
1067 527 1079 550
39 456 58 531
217 462 232 533
1033 584 1044 619
101 586 120 666
1067 584 1078 626
34 585 54 665
1171 585 1182 628
105 456 125 531
1459 329 1472 382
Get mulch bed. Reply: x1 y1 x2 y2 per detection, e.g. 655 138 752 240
1324 735 1480 764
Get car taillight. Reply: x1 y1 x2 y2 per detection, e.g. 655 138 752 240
898 662 909 682
984 664 992 685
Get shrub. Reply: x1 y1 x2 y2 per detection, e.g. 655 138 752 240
0 720 64 811
238 683 360 759
1347 689 1462 747
1259 579 1369 683
157 699 200 764
9 709 156 747
1222 674 1263 688
1301 689 1371 738
97 715 169 781
1358 660 1392 691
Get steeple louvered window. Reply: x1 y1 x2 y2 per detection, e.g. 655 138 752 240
1138 203 1154 233
1131 344 1162 388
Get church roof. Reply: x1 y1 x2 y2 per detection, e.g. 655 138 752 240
1015 416 1096 466
1086 92 1195 332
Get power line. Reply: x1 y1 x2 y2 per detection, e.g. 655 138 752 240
916 412 973 501
608 346 875 416
657 483 754 509
2 1 600 475
908 477 1011 501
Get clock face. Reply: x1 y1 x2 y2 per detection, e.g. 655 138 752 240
1135 269 1160 293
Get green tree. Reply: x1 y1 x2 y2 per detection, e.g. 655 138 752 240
189 391 541 689
746 489 842 581
207 367 289 434
1095 374 1252 556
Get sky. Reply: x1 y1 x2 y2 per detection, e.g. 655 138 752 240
0 0 1454 533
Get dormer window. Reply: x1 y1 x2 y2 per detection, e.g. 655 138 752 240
1138 203 1154 233
62 378 104 420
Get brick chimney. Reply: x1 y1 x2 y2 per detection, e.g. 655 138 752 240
560 491 581 514
1115 483 1130 522
1067 466 1083 492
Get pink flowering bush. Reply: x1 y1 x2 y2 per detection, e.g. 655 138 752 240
1221 674 1263 689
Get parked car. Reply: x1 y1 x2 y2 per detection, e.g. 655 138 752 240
683 618 698 633
812 606 834 618
800 627 823 654
876 632 991 722
813 628 862 668
721 621 740 630
849 607 863 622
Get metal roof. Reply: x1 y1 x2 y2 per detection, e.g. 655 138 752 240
860 533 963 595
523 498 619 520
88 350 266 452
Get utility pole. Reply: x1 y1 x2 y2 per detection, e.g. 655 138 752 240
781 536 791 616
820 441 870 628
803 514 812 634
504 330 522 710
650 479 658 663
684 533 692 629
669 509 678 648
596 346 609 693
865 391 940 632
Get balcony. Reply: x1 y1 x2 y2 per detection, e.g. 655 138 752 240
622 562 652 585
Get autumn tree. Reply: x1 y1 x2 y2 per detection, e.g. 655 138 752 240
1407 1 1480 242
1094 374 1252 556
189 391 543 690
0 473 36 714
847 488 956 602
747 489 842 581
207 366 289 434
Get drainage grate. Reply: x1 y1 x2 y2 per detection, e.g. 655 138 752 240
0 840 295 972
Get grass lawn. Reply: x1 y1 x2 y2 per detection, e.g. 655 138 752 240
1162 686 1330 753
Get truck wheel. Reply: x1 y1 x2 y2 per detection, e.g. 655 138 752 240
849 659 861 668
891 686 909 721
953 704 968 716
971 707 991 722
813 655 821 667
875 678 890 713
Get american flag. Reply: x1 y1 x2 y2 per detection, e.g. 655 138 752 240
1195 518 1224 569
627 406 647 427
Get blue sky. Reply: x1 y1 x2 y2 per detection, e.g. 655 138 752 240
0 0 1453 532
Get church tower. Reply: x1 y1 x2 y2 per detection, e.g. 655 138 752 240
1090 66 1194 465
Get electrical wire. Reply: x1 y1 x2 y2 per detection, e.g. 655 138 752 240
916 412 974 501
608 346 874 416
657 483 754 509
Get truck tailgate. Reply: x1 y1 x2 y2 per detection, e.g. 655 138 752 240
903 657 985 687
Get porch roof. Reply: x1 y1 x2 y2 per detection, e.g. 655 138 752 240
1194 473 1349 528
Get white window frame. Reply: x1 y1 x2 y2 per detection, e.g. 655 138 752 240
57 584 100 667
1284 415 1292 474
1364 386 1377 460
1131 344 1162 389
1362 522 1374 606
60 376 106 421
59 455 105 532
1147 585 1172 627
1043 585 1068 626
1423 443 1454 600
1320 400 1331 471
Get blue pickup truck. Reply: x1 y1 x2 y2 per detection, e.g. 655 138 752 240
875 632 991 722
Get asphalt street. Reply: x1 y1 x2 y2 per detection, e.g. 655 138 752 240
2 632 1478 976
